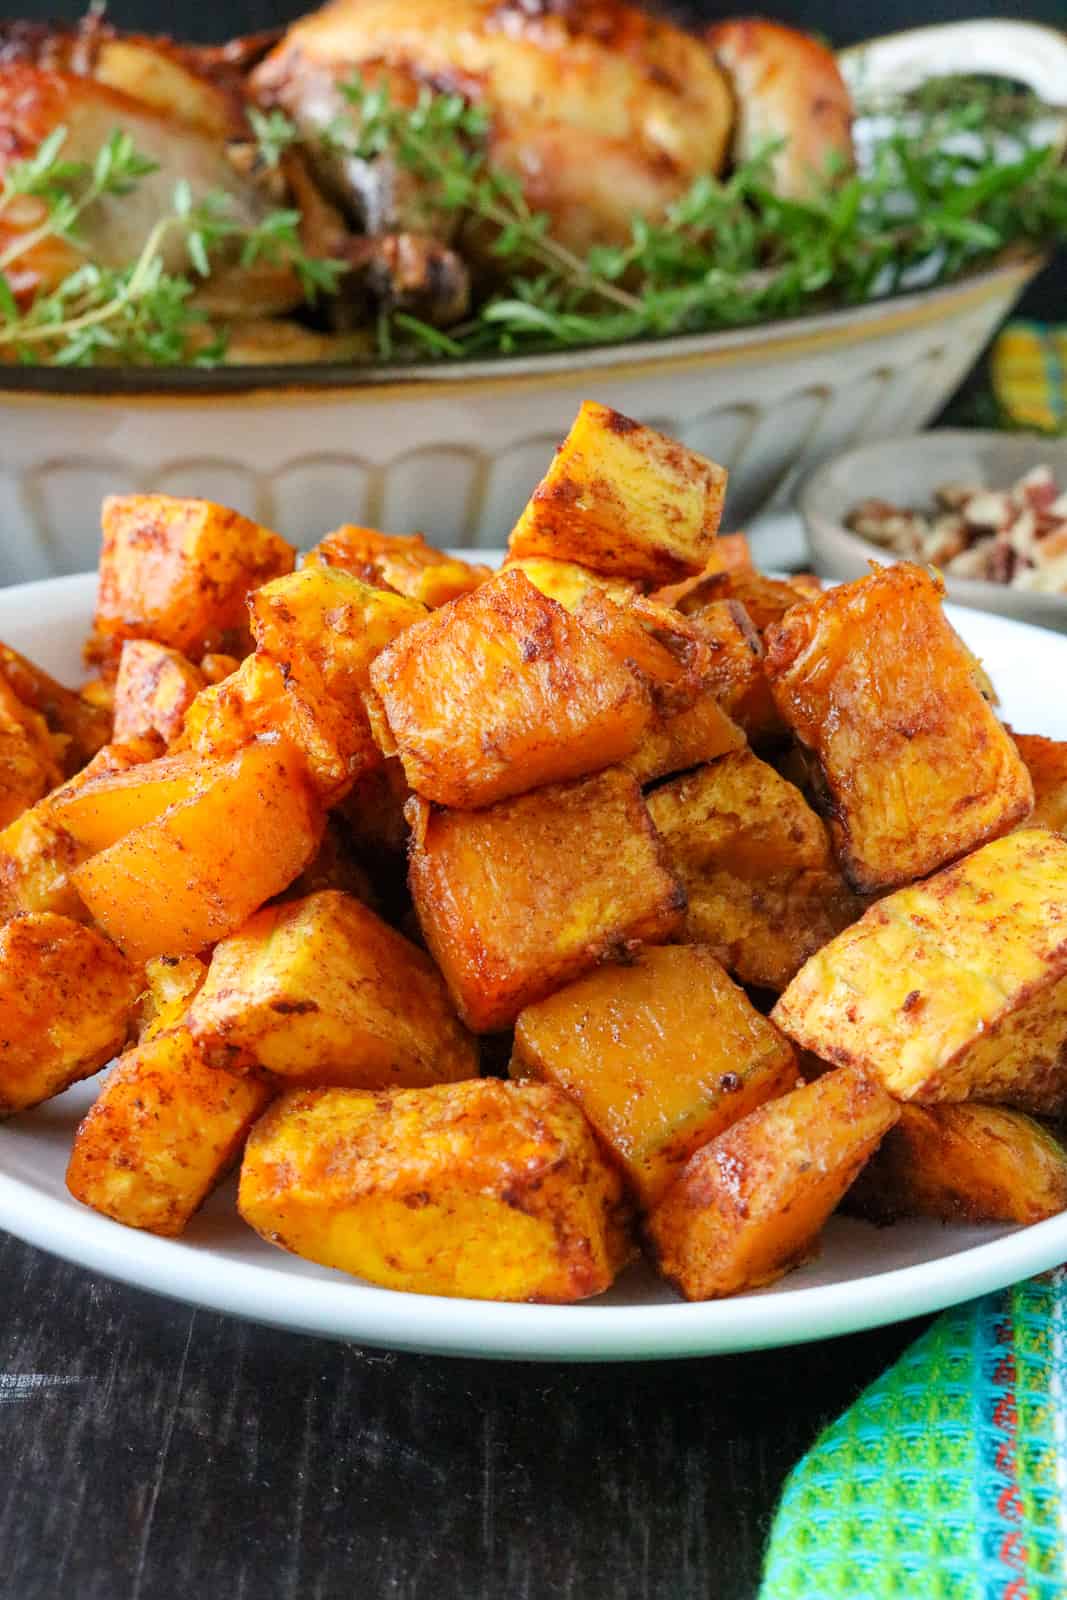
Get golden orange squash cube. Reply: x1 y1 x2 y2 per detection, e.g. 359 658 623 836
136 954 208 1041
508 401 727 583
0 676 63 829
764 564 1033 891
772 828 1067 1113
0 639 111 771
846 1103 1067 1227
306 524 492 608
687 600 783 742
1013 732 1067 834
111 639 206 745
248 566 427 797
0 912 138 1114
187 890 477 1088
67 1027 273 1236
573 591 744 783
646 1066 898 1300
50 750 207 854
408 767 685 1032
90 494 295 664
646 751 865 991
0 735 162 922
73 739 323 965
238 1079 632 1301
512 945 797 1206
502 556 642 613
369 568 650 809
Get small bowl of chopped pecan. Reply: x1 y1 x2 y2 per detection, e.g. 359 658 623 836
799 431 1067 631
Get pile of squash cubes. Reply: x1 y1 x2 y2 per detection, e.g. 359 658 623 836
2 400 1067 1303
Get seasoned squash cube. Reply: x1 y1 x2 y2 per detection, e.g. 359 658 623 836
689 570 810 632
0 736 163 922
198 652 241 684
249 567 427 797
647 751 865 991
408 768 685 1032
847 1103 1067 1226
112 640 206 745
50 750 207 853
1013 733 1067 834
502 557 641 613
369 568 650 809
174 653 288 762
136 954 208 1041
687 600 783 742
509 401 727 583
0 913 138 1114
306 524 492 608
650 535 754 609
187 890 476 1088
73 740 324 965
765 564 1033 891
0 676 63 828
573 591 744 783
67 1027 273 1237
646 1066 898 1299
0 640 111 770
772 829 1067 1111
90 493 295 663
512 945 797 1206
238 1078 632 1301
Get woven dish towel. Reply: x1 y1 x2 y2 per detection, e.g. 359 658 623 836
760 1268 1067 1599
991 322 1067 433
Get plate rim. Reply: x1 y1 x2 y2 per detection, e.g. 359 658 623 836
2 571 1066 1360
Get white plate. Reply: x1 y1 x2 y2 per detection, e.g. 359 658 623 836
2 571 1067 1361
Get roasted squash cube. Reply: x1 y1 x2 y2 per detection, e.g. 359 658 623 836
573 591 744 783
50 750 207 853
764 564 1033 891
646 1066 898 1299
647 751 865 991
90 493 295 663
508 401 727 583
112 640 206 745
174 653 288 761
1013 733 1067 834
249 567 427 797
0 640 110 771
0 736 163 922
238 1078 632 1301
846 1103 1067 1226
306 524 492 608
408 767 685 1032
369 568 650 809
687 600 783 742
136 954 208 1041
0 676 63 828
73 740 324 965
187 890 476 1088
0 912 138 1114
687 570 810 632
512 945 797 1206
503 557 642 613
772 829 1067 1111
67 1027 273 1237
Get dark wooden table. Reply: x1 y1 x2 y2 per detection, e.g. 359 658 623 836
0 1228 929 1600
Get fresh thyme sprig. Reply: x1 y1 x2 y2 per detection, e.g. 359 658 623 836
0 126 345 366
327 74 1067 361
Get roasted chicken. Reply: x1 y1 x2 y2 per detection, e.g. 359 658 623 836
0 3 858 346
